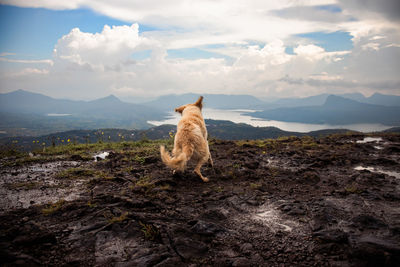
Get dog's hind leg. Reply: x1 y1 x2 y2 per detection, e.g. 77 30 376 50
205 142 213 168
208 152 214 168
194 156 209 182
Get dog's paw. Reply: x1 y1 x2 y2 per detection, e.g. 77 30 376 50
202 177 209 182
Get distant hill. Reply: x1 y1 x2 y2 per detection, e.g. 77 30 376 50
0 119 357 151
0 90 166 133
1 90 399 138
252 95 400 125
365 93 400 106
144 93 265 111
258 92 400 110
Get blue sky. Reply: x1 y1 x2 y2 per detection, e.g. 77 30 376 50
0 4 351 59
0 5 145 59
0 0 399 99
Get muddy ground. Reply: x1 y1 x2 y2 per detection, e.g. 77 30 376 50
1 134 400 266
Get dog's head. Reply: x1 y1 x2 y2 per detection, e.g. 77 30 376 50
175 96 203 114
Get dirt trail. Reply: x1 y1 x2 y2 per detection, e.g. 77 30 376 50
1 134 400 266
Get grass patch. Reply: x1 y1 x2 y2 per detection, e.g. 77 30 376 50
250 183 262 190
56 167 113 180
5 182 41 190
56 167 96 179
42 199 65 215
108 212 129 224
87 201 97 208
130 176 154 191
345 183 363 194
139 221 160 241
133 155 146 164
37 140 167 157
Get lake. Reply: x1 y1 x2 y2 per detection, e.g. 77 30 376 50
148 108 393 133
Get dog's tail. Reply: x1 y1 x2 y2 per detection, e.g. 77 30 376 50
160 145 193 171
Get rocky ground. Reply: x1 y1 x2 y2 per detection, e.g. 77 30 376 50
0 133 400 266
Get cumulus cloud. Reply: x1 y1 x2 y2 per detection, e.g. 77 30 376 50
1 0 399 98
338 0 400 21
270 5 353 23
53 24 153 70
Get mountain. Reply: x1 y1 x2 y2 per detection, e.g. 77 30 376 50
258 94 330 109
364 93 400 106
258 92 400 110
144 93 265 111
251 95 400 125
0 90 166 134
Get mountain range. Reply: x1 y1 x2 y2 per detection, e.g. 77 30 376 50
143 93 265 111
0 90 166 135
258 92 400 109
251 95 400 125
1 89 400 137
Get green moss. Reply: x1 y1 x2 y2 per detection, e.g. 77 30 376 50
133 155 146 164
232 163 241 169
139 221 160 241
131 176 154 191
250 183 262 190
42 199 65 215
5 182 40 190
87 201 97 208
345 183 363 194
108 212 129 224
214 186 224 192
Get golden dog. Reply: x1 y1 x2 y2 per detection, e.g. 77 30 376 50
160 96 213 182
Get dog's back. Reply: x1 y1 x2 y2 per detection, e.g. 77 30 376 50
160 96 213 182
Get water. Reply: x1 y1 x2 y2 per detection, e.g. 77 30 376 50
354 166 400 179
94 152 110 162
148 108 393 133
47 113 72 116
356 137 383 143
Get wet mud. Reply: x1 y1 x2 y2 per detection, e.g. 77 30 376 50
1 134 400 266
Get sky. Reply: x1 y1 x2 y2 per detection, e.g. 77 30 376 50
0 0 399 101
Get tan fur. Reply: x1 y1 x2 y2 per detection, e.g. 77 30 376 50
160 96 213 182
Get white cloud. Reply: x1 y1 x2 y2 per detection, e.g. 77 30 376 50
3 68 49 78
361 42 380 51
1 0 399 99
0 57 53 65
53 24 153 70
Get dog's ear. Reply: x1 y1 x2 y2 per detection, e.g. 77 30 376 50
175 105 186 114
194 96 203 110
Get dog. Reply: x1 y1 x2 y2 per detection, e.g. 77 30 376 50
160 96 213 182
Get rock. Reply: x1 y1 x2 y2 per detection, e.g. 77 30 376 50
240 243 254 255
232 257 251 267
200 208 228 222
303 171 320 184
352 235 400 266
70 154 84 161
190 220 225 236
115 252 171 267
153 256 182 267
313 229 348 244
244 161 259 169
352 215 387 229
173 237 208 259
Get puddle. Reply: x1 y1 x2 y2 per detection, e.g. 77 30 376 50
354 166 400 179
94 152 110 162
356 137 383 144
0 161 88 212
252 204 299 233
